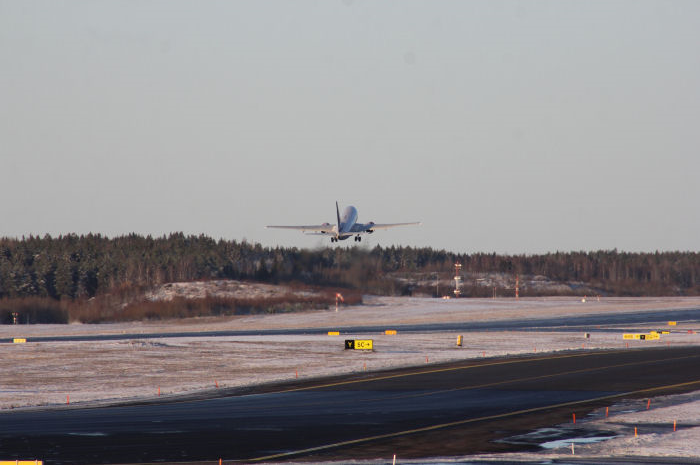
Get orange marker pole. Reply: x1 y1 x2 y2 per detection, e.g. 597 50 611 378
572 413 576 424
363 362 366 371
634 427 638 437
158 387 160 396
605 406 609 418
67 395 70 405
647 399 650 410
215 380 219 388
219 459 222 465
673 420 677 432
295 370 298 379
426 356 429 363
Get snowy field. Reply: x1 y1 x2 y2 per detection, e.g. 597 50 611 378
2 296 700 461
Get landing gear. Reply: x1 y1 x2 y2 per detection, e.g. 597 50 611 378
354 236 362 242
331 237 337 243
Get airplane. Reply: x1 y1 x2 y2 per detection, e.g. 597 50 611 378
266 202 421 243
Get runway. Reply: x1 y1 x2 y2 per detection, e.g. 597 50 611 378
2 306 699 344
1 346 700 464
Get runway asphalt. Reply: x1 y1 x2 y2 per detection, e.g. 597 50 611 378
2 306 699 344
1 346 700 464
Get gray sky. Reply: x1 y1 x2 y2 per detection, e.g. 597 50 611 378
1 1 699 254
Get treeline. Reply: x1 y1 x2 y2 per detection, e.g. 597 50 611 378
0 233 698 305
457 250 699 297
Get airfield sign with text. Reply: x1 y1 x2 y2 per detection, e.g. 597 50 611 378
345 339 373 350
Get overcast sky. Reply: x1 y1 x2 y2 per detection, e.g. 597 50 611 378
1 1 698 254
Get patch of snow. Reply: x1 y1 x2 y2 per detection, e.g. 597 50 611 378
145 279 324 301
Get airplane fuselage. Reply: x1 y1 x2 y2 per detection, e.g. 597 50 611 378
337 206 359 240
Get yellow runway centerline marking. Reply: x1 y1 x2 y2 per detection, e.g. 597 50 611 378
272 348 692 394
273 350 605 393
238 352 700 415
221 351 700 416
345 352 700 405
197 353 700 420
247 378 700 462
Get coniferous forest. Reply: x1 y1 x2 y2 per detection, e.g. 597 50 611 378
0 233 697 323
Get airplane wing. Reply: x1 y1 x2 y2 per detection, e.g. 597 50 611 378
367 222 422 230
351 222 422 233
266 224 334 233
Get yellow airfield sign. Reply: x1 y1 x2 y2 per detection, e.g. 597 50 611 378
345 339 373 350
623 333 660 340
1 461 43 465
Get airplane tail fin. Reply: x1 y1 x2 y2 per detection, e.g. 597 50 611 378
336 201 341 234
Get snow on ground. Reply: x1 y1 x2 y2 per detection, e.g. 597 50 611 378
580 391 700 458
463 390 700 462
1 296 700 460
145 279 324 301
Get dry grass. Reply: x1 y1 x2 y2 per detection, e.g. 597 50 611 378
70 289 362 323
0 281 362 324
0 297 68 324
